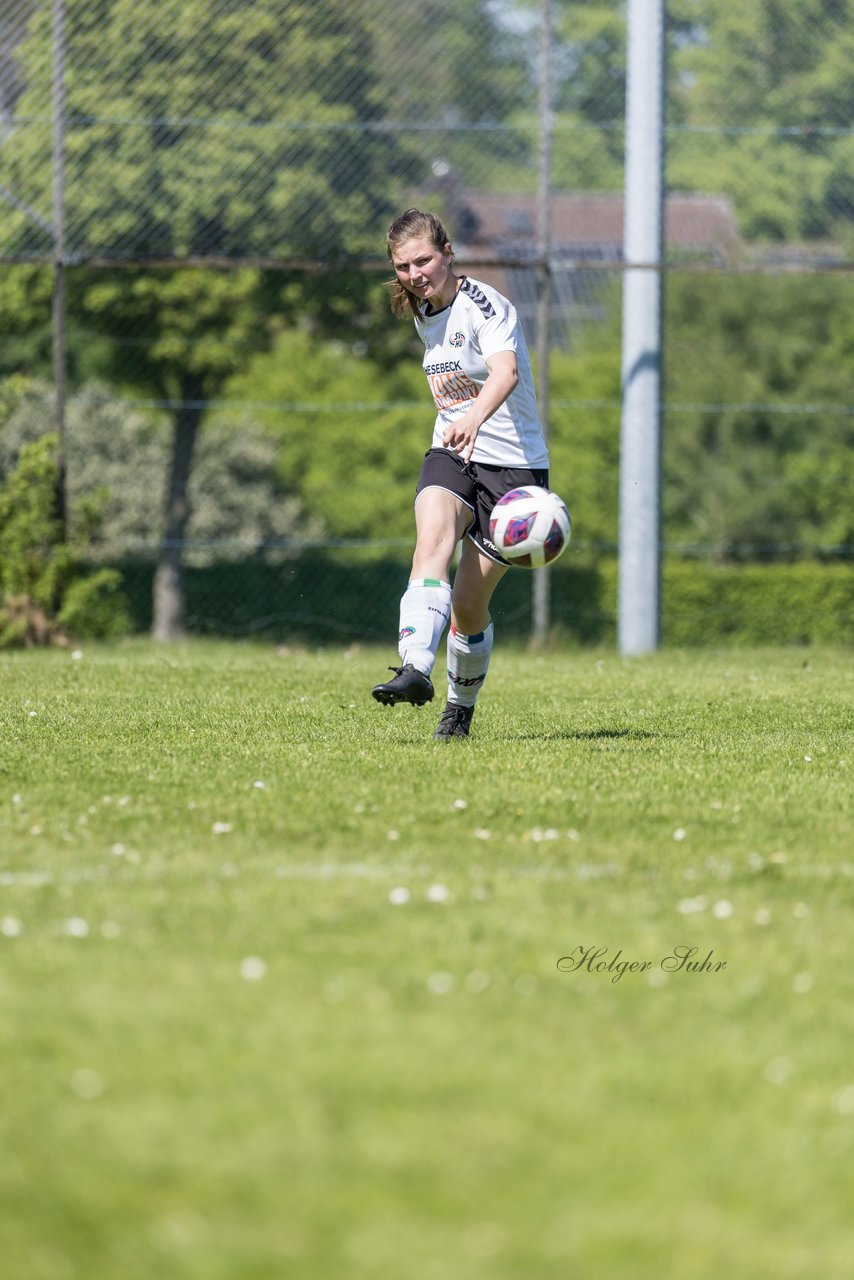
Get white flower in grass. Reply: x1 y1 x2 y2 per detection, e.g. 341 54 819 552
28 710 37 718
529 826 559 843
253 780 266 790
239 956 267 982
427 971 454 995
70 1069 104 1099
712 899 734 919
677 896 707 915
754 907 772 926
388 886 410 905
1 917 23 937
764 1056 793 1085
452 798 467 811
71 649 83 661
673 827 687 842
386 829 400 841
474 828 492 840
831 1085 854 1116
110 843 126 856
464 970 491 994
11 794 22 806
62 918 89 938
426 884 450 903
211 822 232 835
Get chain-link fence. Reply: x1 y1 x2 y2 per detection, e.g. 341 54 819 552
1 0 852 645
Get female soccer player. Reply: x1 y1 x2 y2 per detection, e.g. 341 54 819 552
371 208 549 738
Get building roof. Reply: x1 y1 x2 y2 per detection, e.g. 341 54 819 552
445 189 740 261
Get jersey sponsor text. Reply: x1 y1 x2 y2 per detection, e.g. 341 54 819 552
427 369 479 410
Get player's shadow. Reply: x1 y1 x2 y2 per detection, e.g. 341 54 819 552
571 728 659 741
507 727 660 742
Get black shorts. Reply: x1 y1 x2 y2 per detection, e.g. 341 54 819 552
415 447 550 566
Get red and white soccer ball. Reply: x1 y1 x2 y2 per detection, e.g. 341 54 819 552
488 485 571 568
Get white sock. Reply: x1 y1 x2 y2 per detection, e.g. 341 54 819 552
398 578 452 676
446 622 494 707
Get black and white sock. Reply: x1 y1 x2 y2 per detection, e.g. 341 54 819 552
446 622 494 707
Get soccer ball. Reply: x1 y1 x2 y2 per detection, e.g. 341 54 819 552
488 486 571 568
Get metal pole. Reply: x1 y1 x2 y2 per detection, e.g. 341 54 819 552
52 0 68 536
531 0 553 646
618 0 665 654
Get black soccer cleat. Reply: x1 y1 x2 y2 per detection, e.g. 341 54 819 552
433 703 475 739
372 664 434 707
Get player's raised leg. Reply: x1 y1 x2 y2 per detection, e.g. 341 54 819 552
434 539 507 738
372 487 470 707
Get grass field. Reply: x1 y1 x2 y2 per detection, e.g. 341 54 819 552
2 640 853 1279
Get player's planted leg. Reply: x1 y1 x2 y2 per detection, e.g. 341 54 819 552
433 621 494 738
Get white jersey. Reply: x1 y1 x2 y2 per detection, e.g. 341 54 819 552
414 276 549 469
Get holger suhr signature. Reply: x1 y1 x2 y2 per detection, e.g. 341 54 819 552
557 944 727 983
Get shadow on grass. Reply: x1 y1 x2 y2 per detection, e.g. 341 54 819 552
505 727 662 742
570 728 660 741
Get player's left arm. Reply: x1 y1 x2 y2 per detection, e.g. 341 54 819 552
442 349 518 463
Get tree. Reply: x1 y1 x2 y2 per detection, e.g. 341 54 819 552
218 327 429 543
663 272 854 555
0 375 320 562
0 432 128 646
502 0 852 237
1 0 409 637
669 0 854 239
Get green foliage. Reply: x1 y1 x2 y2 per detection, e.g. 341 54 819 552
591 558 854 647
661 560 854 645
107 551 854 647
0 378 321 560
535 272 853 558
218 326 429 541
0 434 128 645
517 0 853 240
664 273 854 552
4 0 407 261
0 267 53 380
669 0 854 240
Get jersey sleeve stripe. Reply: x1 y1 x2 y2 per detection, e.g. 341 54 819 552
460 277 496 319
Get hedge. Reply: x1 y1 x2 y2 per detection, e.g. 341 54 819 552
105 553 854 647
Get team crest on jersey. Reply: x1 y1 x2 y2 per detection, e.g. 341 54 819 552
448 331 466 348
399 626 416 640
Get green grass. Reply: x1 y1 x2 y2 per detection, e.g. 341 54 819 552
1 640 853 1280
